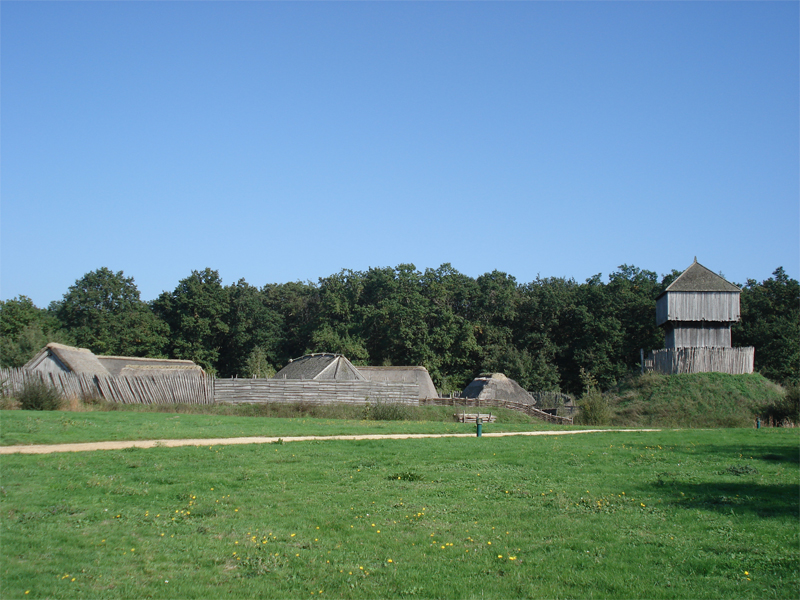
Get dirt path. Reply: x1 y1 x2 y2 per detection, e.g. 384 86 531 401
0 429 660 455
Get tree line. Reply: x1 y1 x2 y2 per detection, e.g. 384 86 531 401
1 264 797 395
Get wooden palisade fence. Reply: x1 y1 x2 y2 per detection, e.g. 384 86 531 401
644 347 754 375
0 368 213 405
1 367 571 424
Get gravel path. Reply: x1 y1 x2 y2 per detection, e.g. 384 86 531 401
0 429 660 455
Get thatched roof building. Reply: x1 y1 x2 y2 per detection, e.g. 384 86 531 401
357 366 438 399
273 353 365 381
462 373 536 406
24 343 203 377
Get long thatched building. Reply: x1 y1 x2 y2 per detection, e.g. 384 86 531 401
356 366 438 400
24 343 204 377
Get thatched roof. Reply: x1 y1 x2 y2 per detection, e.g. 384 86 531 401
25 343 109 376
98 356 202 377
357 366 438 399
273 354 365 381
462 373 536 406
24 343 203 377
657 259 740 299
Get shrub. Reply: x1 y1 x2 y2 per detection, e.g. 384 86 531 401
761 383 799 426
575 368 610 426
0 397 20 410
18 379 63 411
365 400 412 421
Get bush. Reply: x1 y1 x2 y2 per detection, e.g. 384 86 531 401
761 383 799 426
18 379 63 411
575 368 610 426
576 388 611 426
364 400 412 421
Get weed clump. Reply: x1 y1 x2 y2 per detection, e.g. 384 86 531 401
723 464 759 476
18 379 63 411
389 471 423 481
575 369 610 426
364 400 413 421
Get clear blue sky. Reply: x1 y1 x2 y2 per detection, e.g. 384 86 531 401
2 2 798 307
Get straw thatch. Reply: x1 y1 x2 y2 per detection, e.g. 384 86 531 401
23 343 203 377
357 366 438 399
24 343 109 376
461 373 537 406
273 354 366 381
98 356 203 377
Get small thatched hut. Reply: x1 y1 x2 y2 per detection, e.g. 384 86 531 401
357 366 438 399
273 353 365 381
462 373 536 406
24 343 203 377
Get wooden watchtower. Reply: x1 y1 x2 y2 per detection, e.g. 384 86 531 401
646 259 754 374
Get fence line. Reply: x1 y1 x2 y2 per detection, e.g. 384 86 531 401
644 347 754 375
214 378 419 406
529 391 574 409
0 368 213 404
1 367 571 423
421 397 573 425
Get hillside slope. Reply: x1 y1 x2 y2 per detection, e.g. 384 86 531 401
608 372 785 428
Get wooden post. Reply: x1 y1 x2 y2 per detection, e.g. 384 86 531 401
640 349 644 374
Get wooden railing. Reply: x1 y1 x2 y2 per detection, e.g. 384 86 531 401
421 396 573 425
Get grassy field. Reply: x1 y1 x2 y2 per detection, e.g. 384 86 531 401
1 427 797 599
0 405 560 446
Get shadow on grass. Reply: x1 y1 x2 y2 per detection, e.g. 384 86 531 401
650 480 798 519
685 442 800 465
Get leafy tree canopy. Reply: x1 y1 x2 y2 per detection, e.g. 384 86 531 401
734 267 799 384
0 296 71 367
52 268 167 357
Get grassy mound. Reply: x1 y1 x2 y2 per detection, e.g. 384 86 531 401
608 372 785 428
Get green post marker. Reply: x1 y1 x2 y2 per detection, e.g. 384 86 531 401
476 416 482 437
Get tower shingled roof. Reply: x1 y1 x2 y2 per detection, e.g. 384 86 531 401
658 259 741 298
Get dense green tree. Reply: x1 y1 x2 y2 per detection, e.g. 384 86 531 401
361 265 433 369
153 268 230 374
418 264 480 392
472 270 520 376
516 277 574 391
243 346 277 378
733 267 800 384
310 270 369 363
0 295 43 340
0 296 71 367
262 281 319 367
218 279 283 377
554 274 626 392
52 268 167 357
606 265 663 367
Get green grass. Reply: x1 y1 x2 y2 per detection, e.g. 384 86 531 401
609 372 786 428
1 428 797 598
0 405 560 446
